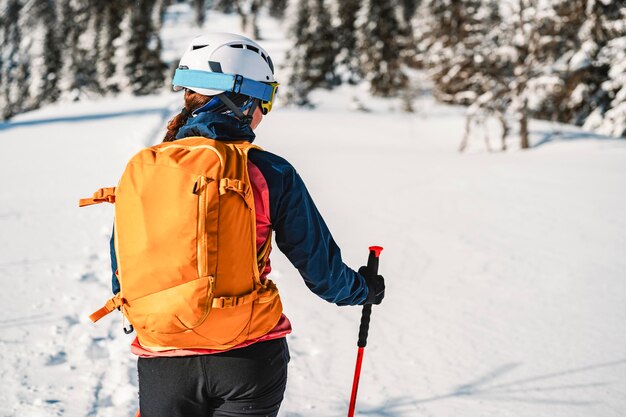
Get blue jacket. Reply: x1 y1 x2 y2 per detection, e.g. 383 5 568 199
111 112 368 306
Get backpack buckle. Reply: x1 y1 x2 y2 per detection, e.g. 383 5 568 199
212 296 235 308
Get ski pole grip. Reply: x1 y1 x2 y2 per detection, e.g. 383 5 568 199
357 246 383 348
366 245 383 275
357 304 372 348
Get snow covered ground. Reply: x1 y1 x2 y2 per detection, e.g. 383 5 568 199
1 6 626 417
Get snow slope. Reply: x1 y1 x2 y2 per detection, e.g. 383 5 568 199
1 6 626 417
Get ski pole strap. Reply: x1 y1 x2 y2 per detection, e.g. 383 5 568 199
357 304 372 348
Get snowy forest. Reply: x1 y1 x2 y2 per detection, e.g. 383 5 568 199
1 0 625 145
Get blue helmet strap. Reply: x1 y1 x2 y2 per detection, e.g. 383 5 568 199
247 98 259 123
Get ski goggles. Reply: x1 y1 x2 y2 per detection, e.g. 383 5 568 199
260 82 279 114
173 69 279 113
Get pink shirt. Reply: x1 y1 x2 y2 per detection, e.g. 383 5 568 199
131 160 292 358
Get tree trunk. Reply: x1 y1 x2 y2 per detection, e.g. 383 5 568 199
519 100 530 149
497 111 508 151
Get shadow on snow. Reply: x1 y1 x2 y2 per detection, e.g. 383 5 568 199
532 129 620 148
339 358 626 416
0 107 170 132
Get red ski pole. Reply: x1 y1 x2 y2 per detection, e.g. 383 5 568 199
348 245 383 417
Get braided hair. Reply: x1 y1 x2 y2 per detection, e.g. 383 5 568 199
163 90 212 142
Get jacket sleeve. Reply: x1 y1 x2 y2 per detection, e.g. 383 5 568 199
250 150 369 306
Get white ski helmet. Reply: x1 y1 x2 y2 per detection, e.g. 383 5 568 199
173 32 276 97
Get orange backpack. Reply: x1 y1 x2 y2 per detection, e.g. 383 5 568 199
79 137 282 351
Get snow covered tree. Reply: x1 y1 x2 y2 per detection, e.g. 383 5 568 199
0 0 170 118
521 0 588 124
576 0 626 137
415 0 500 103
0 0 31 120
234 0 264 39
193 0 207 26
96 0 128 93
399 0 420 25
0 11 3 117
285 0 338 105
125 0 167 95
356 0 407 97
335 0 361 84
267 0 288 19
213 0 236 14
35 0 62 105
496 0 626 146
55 0 104 100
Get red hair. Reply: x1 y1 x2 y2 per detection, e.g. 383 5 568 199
163 90 212 142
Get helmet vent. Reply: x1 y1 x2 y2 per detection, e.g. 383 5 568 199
230 44 244 48
208 61 223 73
246 45 259 53
192 44 209 50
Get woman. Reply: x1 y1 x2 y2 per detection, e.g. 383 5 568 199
115 33 385 417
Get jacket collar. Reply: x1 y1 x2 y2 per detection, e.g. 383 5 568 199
176 112 256 142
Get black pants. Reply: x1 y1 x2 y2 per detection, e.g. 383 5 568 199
138 338 290 417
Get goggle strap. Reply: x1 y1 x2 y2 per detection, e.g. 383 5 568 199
173 69 275 102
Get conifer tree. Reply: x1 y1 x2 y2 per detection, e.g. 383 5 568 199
35 0 62 105
125 0 167 95
0 2 7 119
335 0 361 84
267 0 288 19
357 0 407 97
399 0 420 25
55 0 102 99
193 0 206 26
79 0 102 94
285 0 313 105
233 0 264 39
522 0 588 123
286 0 338 105
97 0 128 93
213 0 235 14
415 0 499 103
1 0 30 120
576 0 626 137
0 10 4 118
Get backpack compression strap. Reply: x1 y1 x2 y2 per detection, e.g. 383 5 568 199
79 187 116 207
211 281 279 308
89 293 126 323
